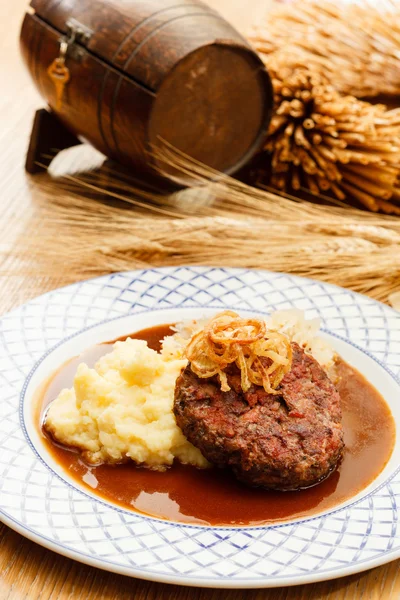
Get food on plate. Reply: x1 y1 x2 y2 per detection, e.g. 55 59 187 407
40 309 396 524
44 309 342 490
42 326 395 526
44 338 208 468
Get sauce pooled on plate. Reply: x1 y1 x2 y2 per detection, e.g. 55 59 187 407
38 324 395 526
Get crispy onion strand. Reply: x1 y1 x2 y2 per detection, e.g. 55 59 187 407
185 311 293 394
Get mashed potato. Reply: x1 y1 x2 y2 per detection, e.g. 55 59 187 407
44 338 209 468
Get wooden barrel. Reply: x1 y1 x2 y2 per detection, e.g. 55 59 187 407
20 0 273 188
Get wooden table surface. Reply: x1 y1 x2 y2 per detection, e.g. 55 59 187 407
1 1 400 598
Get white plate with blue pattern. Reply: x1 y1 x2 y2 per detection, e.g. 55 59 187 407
1 267 400 589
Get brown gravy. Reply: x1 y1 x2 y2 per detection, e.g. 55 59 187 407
39 324 395 527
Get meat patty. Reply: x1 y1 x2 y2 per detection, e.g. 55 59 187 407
174 343 344 490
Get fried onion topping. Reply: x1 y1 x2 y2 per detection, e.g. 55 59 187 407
185 311 292 394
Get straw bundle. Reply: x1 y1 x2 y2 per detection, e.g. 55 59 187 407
2 150 399 308
257 53 400 213
250 0 400 99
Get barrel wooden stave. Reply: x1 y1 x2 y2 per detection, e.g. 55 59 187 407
22 0 273 187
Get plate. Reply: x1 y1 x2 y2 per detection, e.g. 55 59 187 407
1 266 400 589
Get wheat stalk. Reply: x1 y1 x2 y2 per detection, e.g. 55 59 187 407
2 151 399 307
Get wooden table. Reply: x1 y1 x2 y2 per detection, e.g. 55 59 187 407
1 1 400 598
